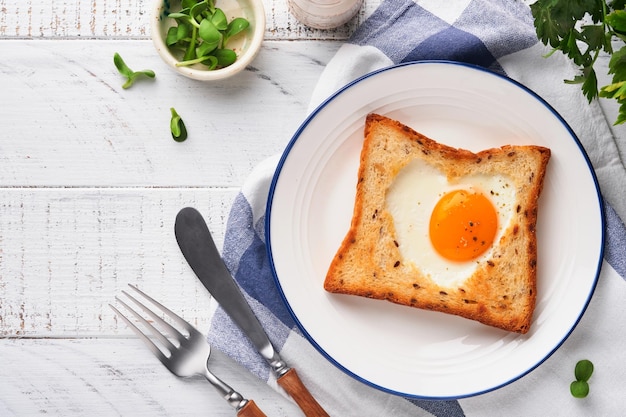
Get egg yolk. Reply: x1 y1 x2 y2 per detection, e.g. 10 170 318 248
429 189 498 262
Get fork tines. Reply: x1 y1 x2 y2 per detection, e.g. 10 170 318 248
110 284 189 362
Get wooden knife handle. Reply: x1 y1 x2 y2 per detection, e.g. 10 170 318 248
277 368 330 417
237 400 267 417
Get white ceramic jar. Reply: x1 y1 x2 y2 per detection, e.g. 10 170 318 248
288 0 363 29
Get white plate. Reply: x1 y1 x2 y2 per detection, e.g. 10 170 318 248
266 61 604 399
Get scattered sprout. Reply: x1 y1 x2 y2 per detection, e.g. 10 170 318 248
170 108 188 142
113 52 155 89
570 380 590 398
574 359 594 382
570 359 594 398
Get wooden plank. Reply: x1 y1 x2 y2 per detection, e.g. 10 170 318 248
0 0 378 40
0 187 236 337
0 338 302 416
0 39 340 187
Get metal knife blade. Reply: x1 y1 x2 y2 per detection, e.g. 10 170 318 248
174 207 287 376
175 207 330 417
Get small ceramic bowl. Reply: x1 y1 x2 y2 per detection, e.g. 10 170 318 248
151 0 265 80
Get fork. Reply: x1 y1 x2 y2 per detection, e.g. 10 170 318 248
110 284 267 417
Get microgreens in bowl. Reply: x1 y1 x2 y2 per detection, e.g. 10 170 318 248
151 0 265 80
166 0 250 70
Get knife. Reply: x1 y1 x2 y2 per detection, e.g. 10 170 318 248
175 207 330 417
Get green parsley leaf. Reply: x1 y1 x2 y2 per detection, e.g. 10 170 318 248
616 102 626 123
581 67 599 100
532 0 626 124
608 44 626 83
606 9 626 34
531 4 562 48
581 24 610 53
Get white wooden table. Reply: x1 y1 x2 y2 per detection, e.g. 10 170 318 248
4 2 625 416
0 1 379 415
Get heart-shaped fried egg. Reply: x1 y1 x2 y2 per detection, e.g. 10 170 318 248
386 159 515 287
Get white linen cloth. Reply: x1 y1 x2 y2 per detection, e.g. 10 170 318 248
209 1 626 415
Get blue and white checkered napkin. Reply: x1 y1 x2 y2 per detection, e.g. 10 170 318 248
209 1 626 415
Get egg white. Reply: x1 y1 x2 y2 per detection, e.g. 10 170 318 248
385 159 516 288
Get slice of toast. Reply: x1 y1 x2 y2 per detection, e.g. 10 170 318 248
324 113 551 334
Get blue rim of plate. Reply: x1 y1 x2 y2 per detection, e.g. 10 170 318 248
265 60 605 399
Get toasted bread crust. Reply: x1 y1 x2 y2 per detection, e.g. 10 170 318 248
324 114 551 333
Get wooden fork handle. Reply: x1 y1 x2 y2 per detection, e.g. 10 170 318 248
237 400 266 417
277 368 330 417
